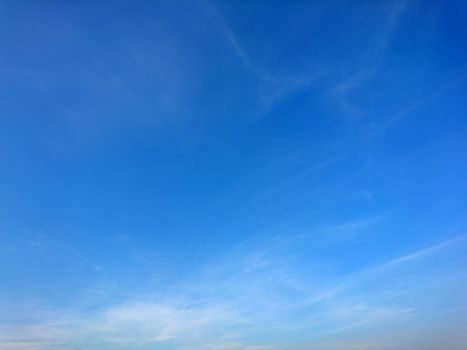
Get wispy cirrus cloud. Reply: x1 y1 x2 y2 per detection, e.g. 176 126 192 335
195 0 331 118
379 64 467 130
331 2 409 114
1 232 465 349
194 0 255 72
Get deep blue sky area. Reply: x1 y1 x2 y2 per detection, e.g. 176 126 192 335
0 1 466 349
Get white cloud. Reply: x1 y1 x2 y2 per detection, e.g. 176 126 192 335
1 233 466 349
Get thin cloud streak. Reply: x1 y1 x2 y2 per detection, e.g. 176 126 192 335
195 0 331 118
195 0 256 73
332 2 409 113
379 64 467 130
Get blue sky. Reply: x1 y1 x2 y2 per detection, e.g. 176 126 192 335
0 0 466 349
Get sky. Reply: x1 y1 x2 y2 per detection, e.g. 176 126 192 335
0 0 466 349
